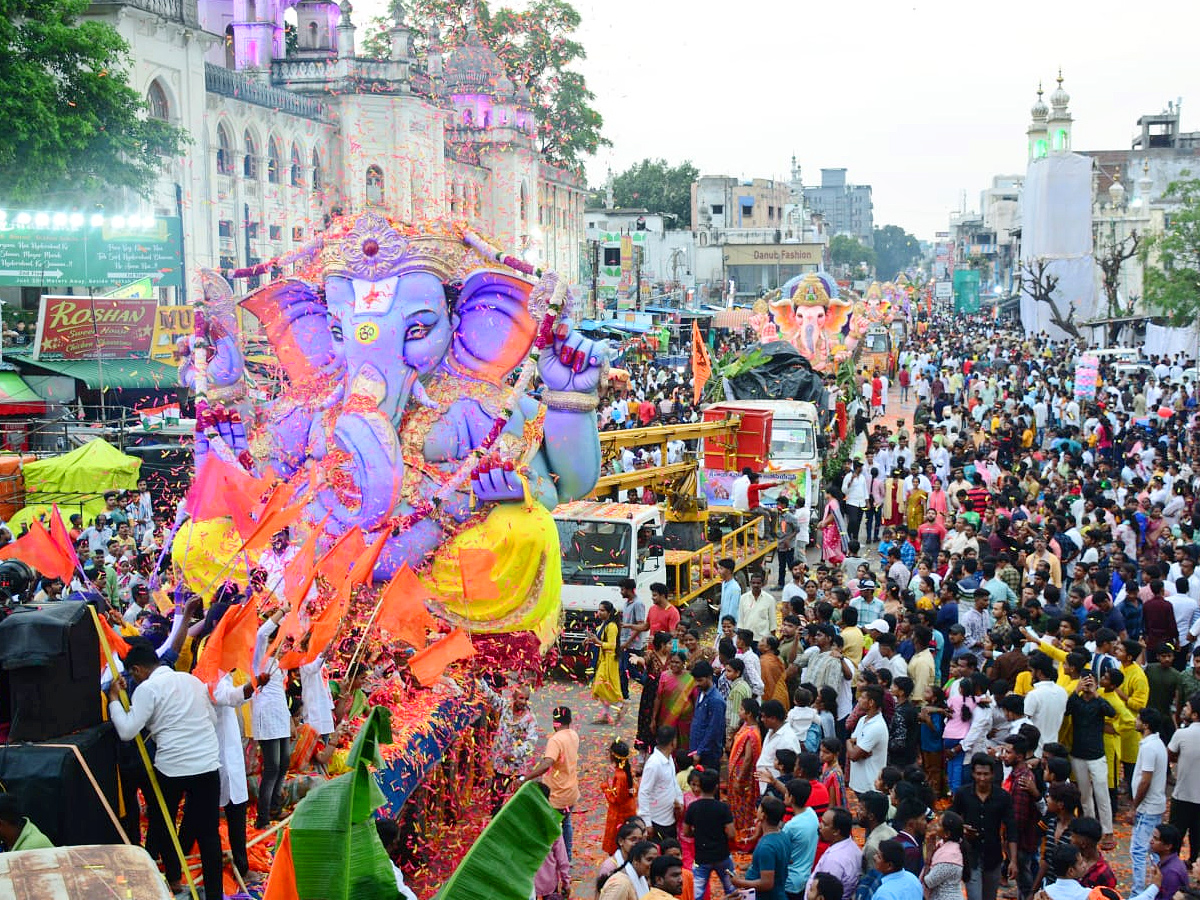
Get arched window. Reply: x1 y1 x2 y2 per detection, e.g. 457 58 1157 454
243 130 259 179
290 143 303 187
519 182 527 222
147 80 170 121
307 21 318 47
266 137 283 184
311 149 323 193
224 24 235 69
366 164 384 205
463 108 474 126
216 124 234 176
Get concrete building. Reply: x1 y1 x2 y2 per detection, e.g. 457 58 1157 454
1077 100 1200 323
583 209 695 309
17 0 586 308
802 168 874 245
689 160 828 302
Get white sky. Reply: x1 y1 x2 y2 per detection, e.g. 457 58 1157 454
359 0 1200 240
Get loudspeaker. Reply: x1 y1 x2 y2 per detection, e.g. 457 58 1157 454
0 722 121 846
0 601 102 741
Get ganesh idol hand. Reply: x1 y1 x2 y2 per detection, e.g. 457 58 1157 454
538 323 609 395
471 454 526 504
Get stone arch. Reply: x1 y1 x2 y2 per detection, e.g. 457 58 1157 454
147 78 171 121
243 127 260 179
266 134 284 184
366 164 385 205
216 122 235 176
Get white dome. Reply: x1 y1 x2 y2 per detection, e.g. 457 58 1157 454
1030 84 1048 120
1050 72 1070 109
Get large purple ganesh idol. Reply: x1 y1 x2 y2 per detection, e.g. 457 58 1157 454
177 212 607 645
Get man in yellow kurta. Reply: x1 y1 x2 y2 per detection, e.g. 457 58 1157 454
1116 639 1150 785
1099 668 1137 790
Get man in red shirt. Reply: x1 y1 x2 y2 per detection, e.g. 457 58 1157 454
638 398 657 426
646 583 680 637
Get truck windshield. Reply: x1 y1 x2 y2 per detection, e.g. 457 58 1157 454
770 421 816 461
863 331 889 353
557 520 632 584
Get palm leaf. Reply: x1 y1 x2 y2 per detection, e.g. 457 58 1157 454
436 781 563 900
289 707 396 900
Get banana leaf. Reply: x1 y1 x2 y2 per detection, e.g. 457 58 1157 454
436 781 562 900
289 706 397 900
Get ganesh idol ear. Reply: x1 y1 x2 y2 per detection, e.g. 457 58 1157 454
241 278 344 385
826 298 855 335
449 269 536 385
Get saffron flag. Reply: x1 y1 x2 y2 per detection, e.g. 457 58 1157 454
282 516 329 611
47 505 80 575
192 600 259 687
691 320 712 404
317 528 367 590
96 612 131 660
459 548 499 600
376 565 436 648
0 520 75 582
263 827 299 900
408 628 475 687
186 456 264 535
241 480 305 555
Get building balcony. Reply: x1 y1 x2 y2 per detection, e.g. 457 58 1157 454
270 57 413 96
89 0 199 26
205 63 332 122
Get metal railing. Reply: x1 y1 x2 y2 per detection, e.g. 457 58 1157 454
205 64 332 123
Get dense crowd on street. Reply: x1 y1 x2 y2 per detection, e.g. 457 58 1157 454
10 307 1200 900
504 310 1200 900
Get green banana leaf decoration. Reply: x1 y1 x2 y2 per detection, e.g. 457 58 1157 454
289 706 397 900
436 780 563 900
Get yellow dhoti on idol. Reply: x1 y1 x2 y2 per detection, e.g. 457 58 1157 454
421 498 562 651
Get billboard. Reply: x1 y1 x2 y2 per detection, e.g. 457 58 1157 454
34 295 156 359
0 214 183 288
149 305 194 364
721 244 824 266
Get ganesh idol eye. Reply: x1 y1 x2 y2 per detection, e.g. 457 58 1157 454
330 322 344 342
406 323 431 341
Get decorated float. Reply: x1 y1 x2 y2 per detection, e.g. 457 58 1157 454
169 211 607 893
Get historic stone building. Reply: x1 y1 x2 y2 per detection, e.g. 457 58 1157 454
81 0 586 294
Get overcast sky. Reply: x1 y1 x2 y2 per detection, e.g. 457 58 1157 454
361 0 1200 240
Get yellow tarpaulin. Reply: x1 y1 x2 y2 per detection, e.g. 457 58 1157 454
8 438 141 529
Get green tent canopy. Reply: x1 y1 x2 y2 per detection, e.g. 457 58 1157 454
8 438 141 529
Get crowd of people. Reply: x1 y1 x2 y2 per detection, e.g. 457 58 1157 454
500 311 1200 900
10 306 1200 900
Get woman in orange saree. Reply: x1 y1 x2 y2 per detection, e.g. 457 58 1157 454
727 696 763 851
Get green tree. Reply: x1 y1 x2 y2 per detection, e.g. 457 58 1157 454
830 234 876 270
362 0 608 170
0 0 188 204
872 224 922 280
1143 174 1200 326
610 158 699 227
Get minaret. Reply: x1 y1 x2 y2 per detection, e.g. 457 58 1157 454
1046 69 1073 153
1027 82 1049 161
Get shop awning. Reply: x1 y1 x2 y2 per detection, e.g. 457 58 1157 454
20 358 180 390
712 307 755 329
605 321 651 334
0 373 46 415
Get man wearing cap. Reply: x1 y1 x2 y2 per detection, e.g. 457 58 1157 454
849 581 883 625
524 706 580 857
689 661 727 771
860 620 891 673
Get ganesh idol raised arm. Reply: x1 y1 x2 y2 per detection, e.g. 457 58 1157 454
179 211 606 645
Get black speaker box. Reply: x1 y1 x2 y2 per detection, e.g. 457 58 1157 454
0 722 121 846
0 601 103 741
